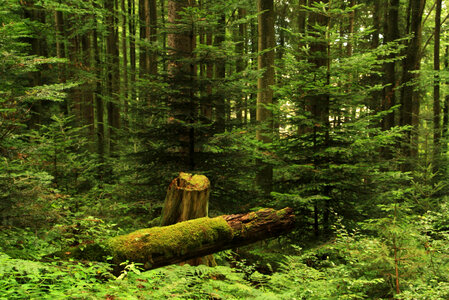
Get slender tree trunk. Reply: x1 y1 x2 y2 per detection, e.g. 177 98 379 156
347 0 355 57
129 0 137 126
201 32 213 122
93 24 104 170
297 0 307 135
400 0 426 159
235 8 247 124
106 0 121 152
382 0 399 131
121 0 129 129
372 0 381 49
139 0 147 77
443 46 449 156
433 0 441 171
214 14 226 133
149 0 158 77
250 22 257 124
82 30 95 140
54 8 65 84
144 0 158 105
256 0 275 196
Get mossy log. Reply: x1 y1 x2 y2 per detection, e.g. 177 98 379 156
160 172 214 266
62 208 295 271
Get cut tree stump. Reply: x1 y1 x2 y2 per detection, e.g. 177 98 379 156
60 207 295 271
160 172 214 266
160 172 210 225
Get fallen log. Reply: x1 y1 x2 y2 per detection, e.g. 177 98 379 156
61 207 295 270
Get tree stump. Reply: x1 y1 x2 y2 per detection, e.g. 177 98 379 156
160 172 215 266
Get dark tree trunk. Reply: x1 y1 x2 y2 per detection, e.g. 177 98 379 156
443 46 449 156
400 0 426 159
93 24 104 170
214 14 226 133
106 0 121 152
167 0 196 170
433 0 442 171
256 0 275 196
121 0 129 128
382 0 399 131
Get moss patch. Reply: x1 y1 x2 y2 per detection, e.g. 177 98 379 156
178 172 210 191
107 216 232 266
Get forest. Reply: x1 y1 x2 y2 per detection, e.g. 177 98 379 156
2 0 449 298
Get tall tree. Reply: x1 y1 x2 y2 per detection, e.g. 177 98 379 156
214 14 226 133
400 0 426 159
256 0 275 195
105 0 121 151
121 0 129 127
167 0 196 169
308 0 330 236
433 0 442 170
382 0 400 131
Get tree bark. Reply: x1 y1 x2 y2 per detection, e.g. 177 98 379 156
59 208 295 271
160 172 210 226
214 14 226 133
256 0 275 196
433 0 441 171
167 0 196 169
106 0 121 152
121 0 129 128
400 0 426 159
443 46 449 156
382 0 399 131
93 21 104 171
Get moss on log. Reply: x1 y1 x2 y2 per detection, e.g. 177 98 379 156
59 208 295 270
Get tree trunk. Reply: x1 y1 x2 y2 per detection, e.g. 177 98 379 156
160 172 213 266
121 0 129 128
93 21 104 171
443 46 449 156
167 0 196 170
433 0 441 171
382 0 399 131
214 14 226 133
139 0 147 77
59 208 295 271
308 0 330 235
256 0 275 196
106 0 121 152
235 8 247 124
129 0 137 128
400 0 425 159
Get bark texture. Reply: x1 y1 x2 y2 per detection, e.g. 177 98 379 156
256 0 275 195
160 172 210 226
59 208 295 271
